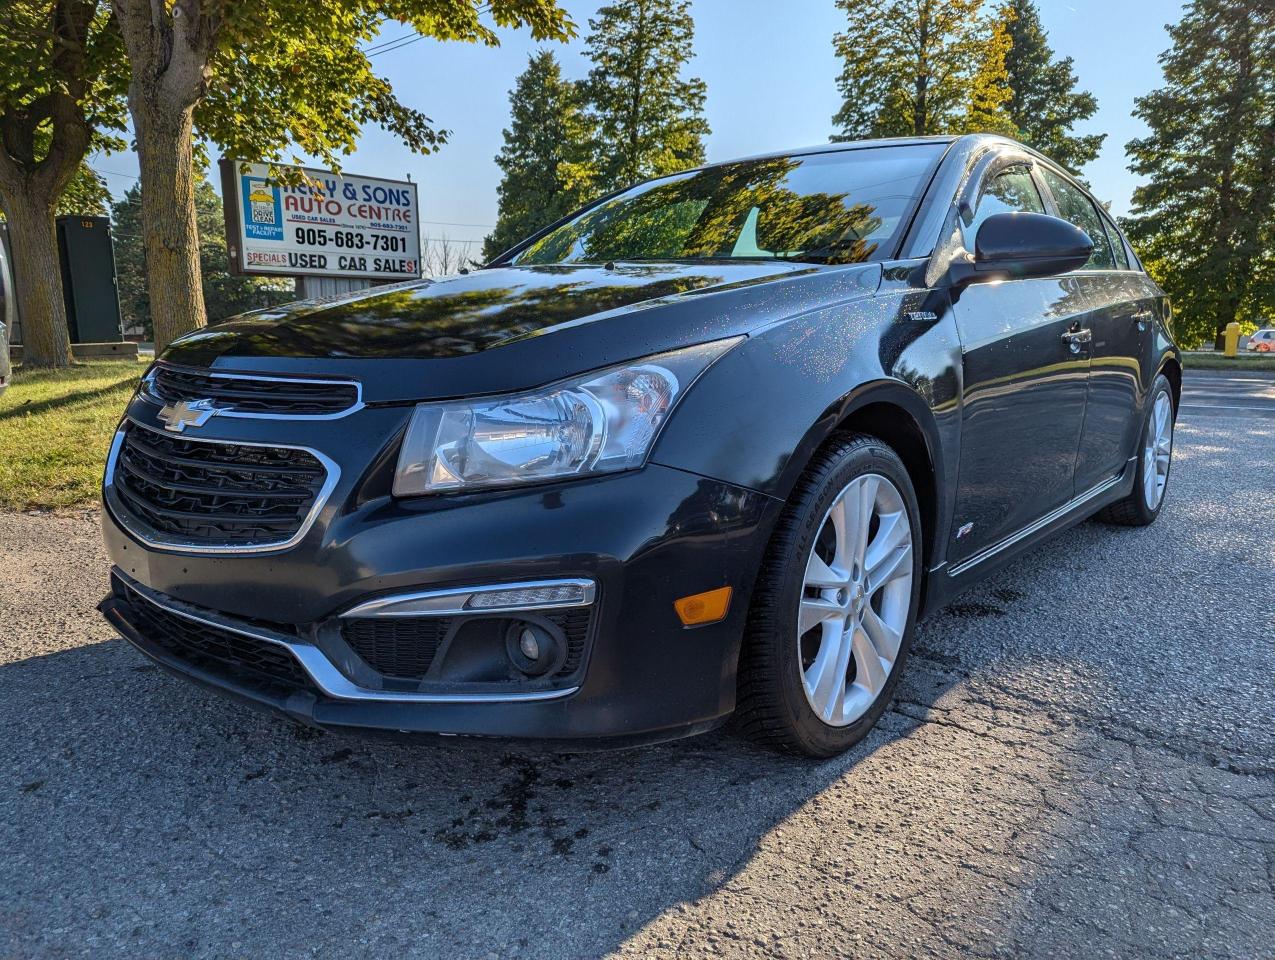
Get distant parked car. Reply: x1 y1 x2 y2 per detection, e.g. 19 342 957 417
1247 328 1275 352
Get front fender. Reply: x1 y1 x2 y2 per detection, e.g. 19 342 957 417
650 281 963 523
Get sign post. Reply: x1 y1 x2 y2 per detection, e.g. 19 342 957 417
219 159 421 288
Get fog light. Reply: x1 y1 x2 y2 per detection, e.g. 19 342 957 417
504 621 565 677
518 627 541 662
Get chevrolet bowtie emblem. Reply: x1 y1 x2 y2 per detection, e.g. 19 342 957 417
158 398 217 433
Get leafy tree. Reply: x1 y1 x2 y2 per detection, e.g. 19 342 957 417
112 173 292 338
582 0 709 191
106 0 575 353
0 0 126 367
57 162 111 216
998 0 1104 169
1124 0 1274 348
484 50 596 260
832 0 1015 140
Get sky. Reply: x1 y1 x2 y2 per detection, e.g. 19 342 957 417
91 0 1186 257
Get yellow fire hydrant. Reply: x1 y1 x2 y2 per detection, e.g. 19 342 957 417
1224 322 1240 358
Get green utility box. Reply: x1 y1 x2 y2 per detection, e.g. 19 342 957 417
56 216 123 344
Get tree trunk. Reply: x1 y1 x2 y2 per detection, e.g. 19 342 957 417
133 102 206 353
1 190 72 368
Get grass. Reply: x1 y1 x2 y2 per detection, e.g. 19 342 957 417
1183 352 1275 372
0 359 144 511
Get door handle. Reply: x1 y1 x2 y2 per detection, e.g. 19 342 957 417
1061 328 1092 354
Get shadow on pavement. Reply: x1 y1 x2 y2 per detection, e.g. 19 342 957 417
0 633 961 958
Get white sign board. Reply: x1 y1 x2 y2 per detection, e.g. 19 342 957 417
220 159 421 281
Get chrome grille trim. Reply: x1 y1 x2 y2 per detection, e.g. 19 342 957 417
141 362 364 420
103 417 341 556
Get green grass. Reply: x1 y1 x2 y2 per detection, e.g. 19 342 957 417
1183 352 1275 371
0 360 144 510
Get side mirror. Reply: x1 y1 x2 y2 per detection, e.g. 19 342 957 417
947 212 1094 287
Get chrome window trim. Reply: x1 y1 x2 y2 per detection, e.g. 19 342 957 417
103 417 341 556
140 362 365 421
340 579 598 619
119 574 577 704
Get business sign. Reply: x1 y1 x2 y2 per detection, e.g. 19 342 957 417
219 159 421 281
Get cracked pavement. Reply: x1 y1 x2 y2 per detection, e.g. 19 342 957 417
1 390 1272 959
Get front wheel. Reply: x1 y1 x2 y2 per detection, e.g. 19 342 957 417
1095 374 1175 527
737 435 922 757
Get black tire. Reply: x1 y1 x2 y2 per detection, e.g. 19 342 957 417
736 434 923 758
1095 374 1175 527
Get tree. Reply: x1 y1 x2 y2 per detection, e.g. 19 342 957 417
112 172 292 337
57 162 111 215
107 0 575 354
583 0 709 192
1124 0 1274 348
485 51 596 260
0 0 126 367
998 0 1104 169
831 0 1016 140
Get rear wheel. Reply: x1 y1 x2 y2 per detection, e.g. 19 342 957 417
1095 374 1175 527
737 435 922 757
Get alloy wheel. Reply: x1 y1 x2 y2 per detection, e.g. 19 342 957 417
1142 392 1173 510
797 473 914 727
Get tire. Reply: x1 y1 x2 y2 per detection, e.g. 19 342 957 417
736 434 923 757
1095 374 1175 527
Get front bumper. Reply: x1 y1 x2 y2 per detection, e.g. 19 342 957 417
101 442 782 743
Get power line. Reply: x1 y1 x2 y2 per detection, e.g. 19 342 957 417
421 218 494 229
94 167 140 180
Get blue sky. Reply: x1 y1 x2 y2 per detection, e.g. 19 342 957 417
93 0 1186 256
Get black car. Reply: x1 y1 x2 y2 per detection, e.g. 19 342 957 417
100 135 1180 757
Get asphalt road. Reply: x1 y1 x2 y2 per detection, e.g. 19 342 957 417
2 375 1273 959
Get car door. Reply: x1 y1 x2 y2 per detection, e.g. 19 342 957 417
1038 167 1157 493
947 159 1093 567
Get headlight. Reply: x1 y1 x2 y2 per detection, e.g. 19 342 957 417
393 337 741 496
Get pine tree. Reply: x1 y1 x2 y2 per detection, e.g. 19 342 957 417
999 0 1104 169
583 0 709 191
832 0 1015 140
1124 0 1274 348
485 51 596 261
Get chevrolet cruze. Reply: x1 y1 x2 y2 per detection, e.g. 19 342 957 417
100 135 1180 757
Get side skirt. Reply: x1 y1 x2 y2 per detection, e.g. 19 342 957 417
919 456 1138 618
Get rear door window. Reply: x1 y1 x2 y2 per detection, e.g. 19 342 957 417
1041 168 1116 270
1100 210 1131 270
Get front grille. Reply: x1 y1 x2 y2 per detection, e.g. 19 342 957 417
111 424 328 547
148 364 359 416
120 581 316 695
343 608 592 681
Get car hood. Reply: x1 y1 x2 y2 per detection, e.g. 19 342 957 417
163 261 881 403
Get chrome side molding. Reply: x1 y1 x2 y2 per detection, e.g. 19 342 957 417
947 472 1124 577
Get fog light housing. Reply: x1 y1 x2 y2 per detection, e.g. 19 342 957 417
504 620 566 677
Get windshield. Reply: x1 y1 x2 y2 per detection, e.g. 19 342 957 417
508 144 944 267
